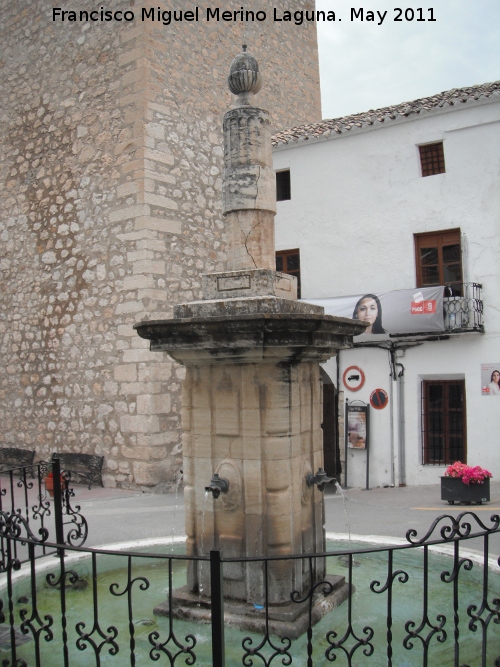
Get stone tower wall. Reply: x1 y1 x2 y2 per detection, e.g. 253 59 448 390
0 0 320 488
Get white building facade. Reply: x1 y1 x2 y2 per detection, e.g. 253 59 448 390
272 82 500 488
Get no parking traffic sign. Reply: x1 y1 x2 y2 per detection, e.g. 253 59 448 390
343 366 365 392
370 388 388 409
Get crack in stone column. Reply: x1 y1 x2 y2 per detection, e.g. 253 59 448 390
241 166 265 269
242 216 260 269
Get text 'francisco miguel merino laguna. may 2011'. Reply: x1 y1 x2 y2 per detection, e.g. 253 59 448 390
52 6 437 25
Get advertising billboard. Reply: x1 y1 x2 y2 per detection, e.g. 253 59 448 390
305 286 444 339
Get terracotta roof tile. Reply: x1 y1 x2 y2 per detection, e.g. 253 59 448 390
272 80 500 146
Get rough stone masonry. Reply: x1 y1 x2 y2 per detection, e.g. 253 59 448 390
0 0 321 488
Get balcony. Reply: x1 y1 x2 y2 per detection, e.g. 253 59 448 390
443 283 483 333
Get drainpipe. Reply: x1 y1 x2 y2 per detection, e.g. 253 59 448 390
388 349 396 487
397 362 406 487
336 352 340 404
336 352 343 485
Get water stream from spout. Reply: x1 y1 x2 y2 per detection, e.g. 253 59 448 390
334 481 363 593
200 490 209 556
170 469 183 553
252 523 262 557
335 481 352 549
198 490 209 598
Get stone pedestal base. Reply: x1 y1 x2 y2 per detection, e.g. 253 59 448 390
136 307 366 606
154 575 352 640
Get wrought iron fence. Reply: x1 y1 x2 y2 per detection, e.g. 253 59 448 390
443 283 483 332
0 459 88 568
0 465 498 667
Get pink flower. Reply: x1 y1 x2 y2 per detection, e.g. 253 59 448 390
444 461 492 485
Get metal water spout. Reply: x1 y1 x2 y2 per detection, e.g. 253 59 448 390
205 473 229 499
306 468 335 492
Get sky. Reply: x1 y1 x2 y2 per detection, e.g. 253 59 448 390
316 0 500 119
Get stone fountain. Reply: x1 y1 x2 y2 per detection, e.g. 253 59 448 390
134 47 366 638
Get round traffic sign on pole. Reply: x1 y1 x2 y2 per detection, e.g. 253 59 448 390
370 388 388 409
343 366 365 392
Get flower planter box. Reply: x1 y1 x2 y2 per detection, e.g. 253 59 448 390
440 477 490 505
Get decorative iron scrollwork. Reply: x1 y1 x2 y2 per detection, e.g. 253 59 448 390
242 634 292 667
0 511 49 545
440 555 473 584
325 552 374 664
148 628 197 665
60 471 88 547
45 567 81 591
148 558 197 665
370 549 409 665
291 556 337 666
467 596 500 641
109 555 153 665
75 552 119 661
402 546 447 659
241 561 292 667
467 532 500 644
406 511 500 545
403 614 447 656
18 543 55 655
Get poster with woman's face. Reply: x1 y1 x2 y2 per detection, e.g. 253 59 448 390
481 363 500 396
347 406 367 449
304 286 444 339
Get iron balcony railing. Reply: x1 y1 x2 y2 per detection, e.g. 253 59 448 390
0 464 499 666
443 282 483 332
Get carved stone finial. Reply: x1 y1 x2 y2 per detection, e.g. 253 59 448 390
227 46 262 105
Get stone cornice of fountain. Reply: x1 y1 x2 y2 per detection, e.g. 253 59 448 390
134 309 366 365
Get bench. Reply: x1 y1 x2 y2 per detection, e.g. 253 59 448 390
0 447 36 477
43 453 104 489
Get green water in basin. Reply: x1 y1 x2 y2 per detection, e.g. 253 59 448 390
3 540 499 666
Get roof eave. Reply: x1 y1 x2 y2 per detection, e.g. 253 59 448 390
272 90 500 152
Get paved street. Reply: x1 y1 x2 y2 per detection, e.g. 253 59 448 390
59 480 500 558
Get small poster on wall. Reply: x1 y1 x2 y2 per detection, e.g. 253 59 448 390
481 363 500 396
347 405 368 449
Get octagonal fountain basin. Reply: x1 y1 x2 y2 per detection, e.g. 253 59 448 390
1 535 498 667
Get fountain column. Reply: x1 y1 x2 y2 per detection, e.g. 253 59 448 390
135 47 366 636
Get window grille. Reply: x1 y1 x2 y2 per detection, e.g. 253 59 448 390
419 142 445 177
421 380 466 465
276 170 291 201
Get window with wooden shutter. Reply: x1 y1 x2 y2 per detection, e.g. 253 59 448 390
276 248 300 298
414 229 462 297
